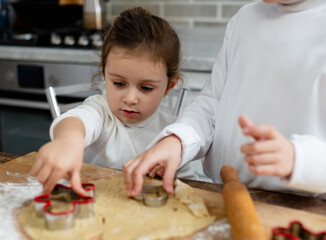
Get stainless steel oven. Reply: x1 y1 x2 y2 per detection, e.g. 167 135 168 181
0 58 100 154
0 0 105 154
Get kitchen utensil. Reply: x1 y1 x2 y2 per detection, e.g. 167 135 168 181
272 221 326 240
83 0 105 30
34 183 95 230
220 165 267 240
59 0 83 5
132 184 168 207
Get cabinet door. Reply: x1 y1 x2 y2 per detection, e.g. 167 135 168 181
0 107 52 155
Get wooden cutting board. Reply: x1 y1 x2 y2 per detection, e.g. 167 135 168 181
1 152 326 239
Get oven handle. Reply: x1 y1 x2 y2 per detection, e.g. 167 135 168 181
0 98 49 110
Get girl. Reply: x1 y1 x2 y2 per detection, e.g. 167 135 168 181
32 7 197 196
123 0 326 196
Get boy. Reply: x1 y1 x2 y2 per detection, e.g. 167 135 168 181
123 0 326 196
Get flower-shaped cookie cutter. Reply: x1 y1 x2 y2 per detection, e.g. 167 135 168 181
34 183 95 231
272 221 326 240
132 184 168 207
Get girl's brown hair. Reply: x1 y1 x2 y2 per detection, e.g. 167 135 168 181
99 7 181 87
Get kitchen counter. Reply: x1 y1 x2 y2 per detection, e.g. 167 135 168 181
1 152 326 215
0 46 100 65
0 28 224 72
1 152 326 240
0 46 216 72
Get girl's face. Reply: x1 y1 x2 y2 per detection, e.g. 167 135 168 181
105 46 176 124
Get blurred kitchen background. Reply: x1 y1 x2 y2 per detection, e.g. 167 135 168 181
0 0 250 156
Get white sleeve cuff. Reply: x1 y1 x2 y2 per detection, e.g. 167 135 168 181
282 134 326 193
146 123 202 168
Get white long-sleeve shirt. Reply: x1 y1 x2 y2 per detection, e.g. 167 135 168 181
50 94 198 180
151 0 326 195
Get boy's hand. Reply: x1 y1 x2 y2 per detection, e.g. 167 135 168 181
238 116 295 178
31 134 86 196
147 164 165 178
123 135 182 197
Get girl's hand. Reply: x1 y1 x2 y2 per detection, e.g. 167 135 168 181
123 135 182 197
238 116 295 178
31 132 86 196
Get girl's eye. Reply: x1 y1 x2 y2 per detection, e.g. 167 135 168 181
113 82 125 87
141 86 153 92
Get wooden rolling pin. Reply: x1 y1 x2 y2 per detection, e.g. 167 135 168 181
220 165 267 240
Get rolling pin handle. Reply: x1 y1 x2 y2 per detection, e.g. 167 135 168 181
220 165 239 184
220 165 268 240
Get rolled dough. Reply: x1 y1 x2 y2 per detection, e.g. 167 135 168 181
19 176 215 240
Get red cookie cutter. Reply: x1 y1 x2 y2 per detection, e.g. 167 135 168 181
272 221 326 240
34 183 95 231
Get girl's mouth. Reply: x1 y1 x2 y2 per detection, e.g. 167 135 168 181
121 109 139 117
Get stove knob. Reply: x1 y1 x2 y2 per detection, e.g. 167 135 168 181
51 33 62 45
64 35 75 46
78 35 89 46
91 34 103 48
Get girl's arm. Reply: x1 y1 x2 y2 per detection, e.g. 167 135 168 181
32 117 87 196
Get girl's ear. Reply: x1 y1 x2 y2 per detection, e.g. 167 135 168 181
164 76 179 96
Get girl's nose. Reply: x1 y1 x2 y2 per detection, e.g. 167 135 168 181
123 89 139 105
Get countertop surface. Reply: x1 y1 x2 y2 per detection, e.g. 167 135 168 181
0 28 224 72
1 151 326 216
0 46 216 72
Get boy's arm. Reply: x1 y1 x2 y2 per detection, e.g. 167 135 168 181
285 135 326 193
239 116 326 194
124 135 182 196
123 13 242 196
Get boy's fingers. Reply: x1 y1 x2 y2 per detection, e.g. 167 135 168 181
241 139 277 154
157 167 164 177
71 170 86 196
248 125 278 139
130 170 144 197
162 159 180 194
149 165 162 177
244 153 276 165
238 115 253 129
239 116 261 140
123 158 140 193
248 164 283 176
129 157 159 196
123 158 134 168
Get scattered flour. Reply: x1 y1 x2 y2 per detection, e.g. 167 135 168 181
189 218 232 240
0 174 231 240
0 177 68 240
6 171 20 177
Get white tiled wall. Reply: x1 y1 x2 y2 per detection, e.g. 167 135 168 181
104 0 252 29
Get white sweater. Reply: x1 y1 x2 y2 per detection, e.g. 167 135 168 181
50 95 198 180
151 0 326 195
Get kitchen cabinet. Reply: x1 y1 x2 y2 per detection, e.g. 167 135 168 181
0 106 52 155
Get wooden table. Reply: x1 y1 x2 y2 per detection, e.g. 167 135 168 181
1 151 326 215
